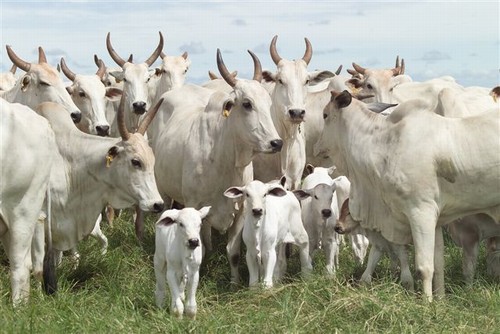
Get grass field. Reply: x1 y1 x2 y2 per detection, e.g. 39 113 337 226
1 210 499 333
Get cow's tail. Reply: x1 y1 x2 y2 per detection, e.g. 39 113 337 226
486 237 500 279
42 185 57 295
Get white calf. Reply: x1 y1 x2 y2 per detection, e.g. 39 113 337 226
154 207 210 319
224 180 312 288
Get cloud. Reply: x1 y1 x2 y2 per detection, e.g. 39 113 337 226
179 41 206 55
420 50 451 63
252 43 270 54
314 48 342 55
232 18 246 26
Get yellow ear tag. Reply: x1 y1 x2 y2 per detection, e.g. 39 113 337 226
222 109 231 118
493 95 498 103
106 154 114 167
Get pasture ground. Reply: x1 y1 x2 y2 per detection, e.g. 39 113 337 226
0 210 499 333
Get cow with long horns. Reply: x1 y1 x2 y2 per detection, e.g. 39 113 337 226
152 49 282 284
1 46 82 123
33 94 164 295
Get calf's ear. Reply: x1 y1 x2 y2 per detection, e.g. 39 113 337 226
268 185 287 197
292 189 311 201
224 187 244 199
198 206 211 219
156 209 180 227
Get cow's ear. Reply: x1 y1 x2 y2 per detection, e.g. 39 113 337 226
198 206 211 219
222 98 234 118
309 70 335 86
224 187 244 199
335 90 352 109
66 85 74 95
156 210 179 227
304 164 315 176
346 78 363 89
327 165 336 175
292 189 311 201
110 71 124 82
262 71 276 83
367 102 397 114
105 145 123 167
106 87 122 101
268 185 287 197
20 75 31 92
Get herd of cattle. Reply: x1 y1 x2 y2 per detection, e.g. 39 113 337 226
1 32 499 318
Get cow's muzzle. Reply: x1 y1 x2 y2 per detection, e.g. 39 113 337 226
187 238 200 249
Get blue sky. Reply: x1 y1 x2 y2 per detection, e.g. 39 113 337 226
1 1 498 88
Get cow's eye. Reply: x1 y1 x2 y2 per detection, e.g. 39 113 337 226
366 84 373 90
79 91 86 98
278 79 283 85
314 195 318 199
131 159 142 168
305 79 310 85
323 113 328 119
179 223 184 228
242 101 252 110
40 81 50 86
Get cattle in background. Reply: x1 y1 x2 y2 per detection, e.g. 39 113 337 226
253 35 335 190
34 95 165 294
152 49 282 285
0 64 17 91
1 46 81 123
224 179 312 288
105 32 163 135
315 90 500 301
0 98 56 306
60 57 122 136
154 206 210 319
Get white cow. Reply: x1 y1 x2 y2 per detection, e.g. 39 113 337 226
1 46 81 123
33 96 165 294
294 166 340 275
154 206 210 319
148 51 190 105
0 98 56 306
224 179 312 288
60 57 122 136
253 35 335 190
105 32 163 135
153 49 282 284
315 90 500 301
0 64 17 91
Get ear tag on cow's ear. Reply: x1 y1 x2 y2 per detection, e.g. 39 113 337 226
105 154 114 168
222 109 231 118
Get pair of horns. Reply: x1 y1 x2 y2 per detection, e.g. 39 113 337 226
270 35 312 65
160 51 188 60
60 56 106 82
116 93 164 141
6 45 48 72
216 49 262 87
106 31 164 68
352 55 405 76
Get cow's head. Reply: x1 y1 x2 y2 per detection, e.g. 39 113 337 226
346 56 408 103
294 183 337 220
154 51 191 91
106 32 163 115
105 93 164 212
262 35 334 124
224 180 287 223
61 57 121 136
6 45 82 123
156 207 211 249
334 198 360 234
216 49 283 159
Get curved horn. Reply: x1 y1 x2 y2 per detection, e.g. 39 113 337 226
160 51 166 59
216 48 237 87
248 50 263 82
144 31 164 67
60 57 76 81
302 37 312 65
181 51 188 60
352 62 366 75
270 35 282 65
38 47 47 64
208 70 218 80
6 45 31 72
335 64 343 75
106 32 127 67
95 59 106 79
94 54 101 67
10 64 17 74
127 54 133 63
401 58 405 75
395 55 400 69
137 98 164 135
117 94 131 140
346 68 357 77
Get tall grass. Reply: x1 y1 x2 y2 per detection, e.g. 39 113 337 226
1 210 498 333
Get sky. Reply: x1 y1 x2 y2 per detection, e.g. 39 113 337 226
1 1 499 88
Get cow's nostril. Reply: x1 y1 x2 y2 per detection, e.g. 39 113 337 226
152 202 164 213
188 238 199 249
270 139 283 151
132 101 147 114
96 125 110 137
321 209 332 218
71 111 82 124
252 208 263 217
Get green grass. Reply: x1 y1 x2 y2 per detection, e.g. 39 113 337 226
1 210 499 333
